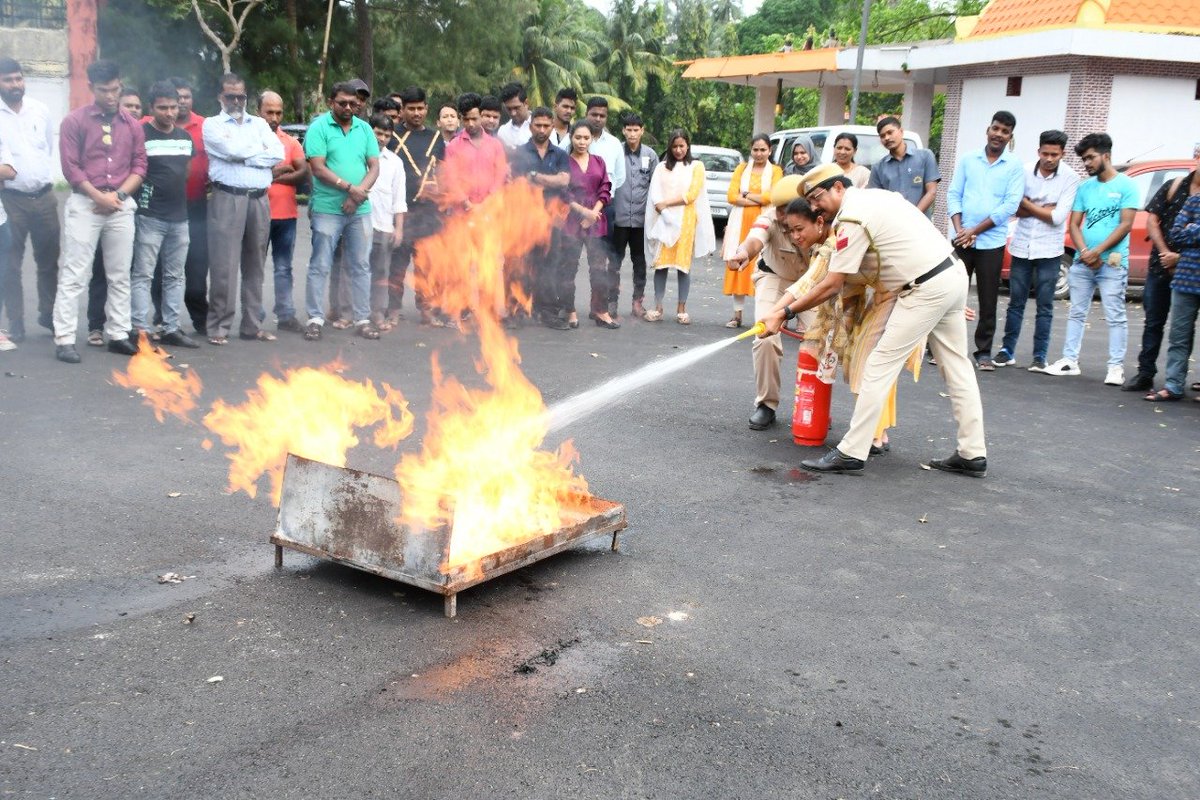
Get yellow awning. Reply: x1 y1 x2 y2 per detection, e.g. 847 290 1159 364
681 48 840 81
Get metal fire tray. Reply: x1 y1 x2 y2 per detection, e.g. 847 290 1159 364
270 454 627 617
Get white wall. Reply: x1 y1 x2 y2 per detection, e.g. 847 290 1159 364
955 74 1070 163
1107 75 1200 163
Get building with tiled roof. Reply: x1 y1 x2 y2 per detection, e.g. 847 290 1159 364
682 0 1200 225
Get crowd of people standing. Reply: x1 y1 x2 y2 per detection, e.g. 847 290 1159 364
0 57 1196 416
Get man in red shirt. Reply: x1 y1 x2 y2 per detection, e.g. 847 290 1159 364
172 77 210 335
258 90 310 332
441 92 507 208
52 60 147 363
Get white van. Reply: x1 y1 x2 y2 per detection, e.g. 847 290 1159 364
690 144 745 231
769 125 924 171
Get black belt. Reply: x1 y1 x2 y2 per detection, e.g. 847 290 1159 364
213 182 266 198
900 255 959 293
2 184 52 198
757 258 774 275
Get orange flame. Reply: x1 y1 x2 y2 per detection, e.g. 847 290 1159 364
403 180 592 570
201 361 414 504
111 332 202 423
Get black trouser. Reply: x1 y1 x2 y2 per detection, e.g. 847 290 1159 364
561 235 610 317
389 202 440 313
1 189 60 334
184 198 209 332
609 224 647 305
957 245 1005 359
1135 263 1173 379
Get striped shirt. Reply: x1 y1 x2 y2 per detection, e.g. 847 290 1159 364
202 111 282 190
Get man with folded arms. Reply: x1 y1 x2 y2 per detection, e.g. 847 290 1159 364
201 72 283 346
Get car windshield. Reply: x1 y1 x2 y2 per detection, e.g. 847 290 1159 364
695 153 740 173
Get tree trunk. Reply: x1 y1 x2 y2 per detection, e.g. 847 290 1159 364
354 0 373 94
285 0 302 119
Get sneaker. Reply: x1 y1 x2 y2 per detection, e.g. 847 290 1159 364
1045 358 1080 376
1104 365 1125 386
0 331 15 351
1027 357 1049 373
992 350 1014 367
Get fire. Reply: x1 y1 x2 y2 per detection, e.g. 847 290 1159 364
403 180 591 570
116 179 594 574
111 332 202 423
202 361 414 504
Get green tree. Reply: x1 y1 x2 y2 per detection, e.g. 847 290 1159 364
736 0 837 55
509 0 603 107
600 0 673 106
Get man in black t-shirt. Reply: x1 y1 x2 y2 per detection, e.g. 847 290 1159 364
388 85 446 326
131 80 197 348
1124 158 1200 390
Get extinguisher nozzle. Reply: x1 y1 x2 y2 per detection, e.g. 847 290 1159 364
735 321 767 342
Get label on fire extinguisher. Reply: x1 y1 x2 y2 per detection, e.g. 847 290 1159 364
817 331 838 384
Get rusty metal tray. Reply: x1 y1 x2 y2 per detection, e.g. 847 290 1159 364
270 454 627 617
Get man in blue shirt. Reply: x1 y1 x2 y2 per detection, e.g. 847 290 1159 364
947 110 1024 370
1046 133 1139 385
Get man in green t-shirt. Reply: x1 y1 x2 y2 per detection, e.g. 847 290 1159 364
302 81 380 341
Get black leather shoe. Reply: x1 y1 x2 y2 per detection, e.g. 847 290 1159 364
1121 373 1153 392
544 317 570 330
56 344 81 364
927 452 987 478
594 317 620 329
801 448 864 475
107 337 138 356
160 330 200 348
277 317 305 334
869 442 891 456
748 404 776 430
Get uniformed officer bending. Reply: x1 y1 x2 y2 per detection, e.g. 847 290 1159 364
759 163 988 477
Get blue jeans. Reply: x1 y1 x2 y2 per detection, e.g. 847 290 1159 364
269 218 298 321
305 212 372 325
132 215 189 334
1000 255 1058 361
1163 290 1199 396
1135 265 1173 379
1062 261 1127 367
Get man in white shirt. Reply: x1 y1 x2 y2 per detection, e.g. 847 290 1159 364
582 97 626 317
201 72 283 345
495 82 531 150
995 130 1079 372
549 88 576 150
0 57 60 340
367 113 406 328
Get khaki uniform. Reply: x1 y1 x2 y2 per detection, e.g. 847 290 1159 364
745 210 815 410
827 187 986 461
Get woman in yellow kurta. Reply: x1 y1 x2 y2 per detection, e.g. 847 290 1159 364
721 135 782 328
644 130 716 325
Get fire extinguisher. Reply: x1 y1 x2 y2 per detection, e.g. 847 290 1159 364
782 329 831 447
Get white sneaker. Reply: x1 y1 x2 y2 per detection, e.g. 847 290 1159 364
1104 365 1125 386
1045 358 1080 376
0 330 15 352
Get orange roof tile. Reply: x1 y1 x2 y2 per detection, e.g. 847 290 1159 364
966 0 1200 38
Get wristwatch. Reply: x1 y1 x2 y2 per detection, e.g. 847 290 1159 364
116 190 129 201
783 306 797 321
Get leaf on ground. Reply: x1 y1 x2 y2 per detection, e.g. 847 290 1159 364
636 616 662 628
667 611 689 622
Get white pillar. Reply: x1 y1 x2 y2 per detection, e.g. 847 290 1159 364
754 83 779 134
901 81 934 146
818 85 847 125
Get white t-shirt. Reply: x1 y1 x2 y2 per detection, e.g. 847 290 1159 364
496 118 531 149
368 148 407 233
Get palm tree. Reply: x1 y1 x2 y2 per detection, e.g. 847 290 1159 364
514 0 604 107
602 0 674 104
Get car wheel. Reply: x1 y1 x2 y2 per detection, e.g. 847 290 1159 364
1055 253 1072 300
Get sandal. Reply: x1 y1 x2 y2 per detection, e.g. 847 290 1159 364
239 330 277 342
1191 382 1200 392
304 323 322 341
676 312 691 325
207 336 228 346
356 323 381 340
330 318 352 330
644 309 663 322
87 330 104 347
1144 389 1182 402
725 312 743 329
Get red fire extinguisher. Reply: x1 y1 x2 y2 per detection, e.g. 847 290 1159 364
782 329 831 446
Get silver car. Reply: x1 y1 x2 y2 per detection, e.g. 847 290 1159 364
691 144 744 233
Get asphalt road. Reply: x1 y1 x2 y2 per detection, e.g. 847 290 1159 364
1 218 1198 799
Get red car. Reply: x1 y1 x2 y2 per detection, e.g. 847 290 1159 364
1002 159 1195 298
